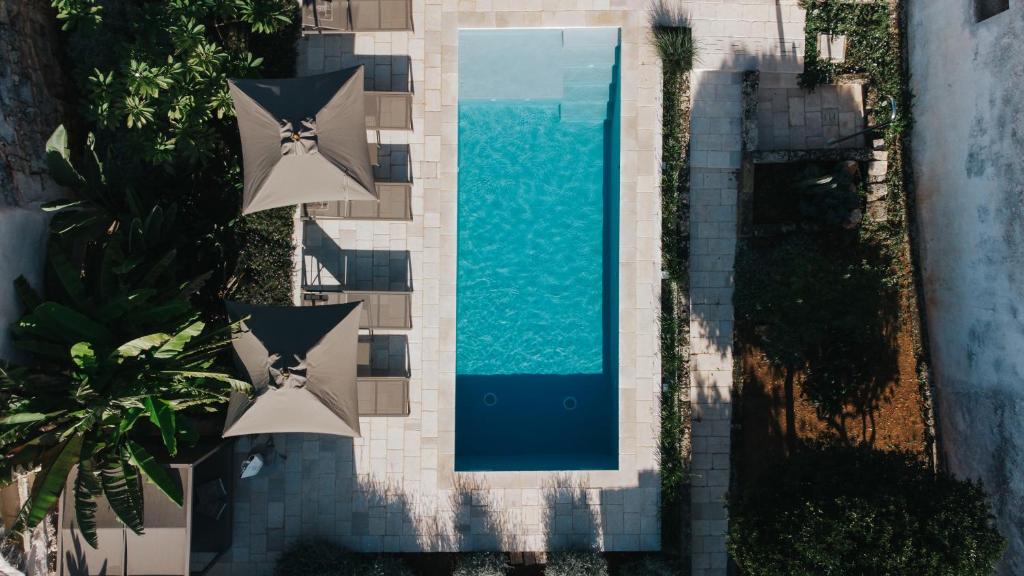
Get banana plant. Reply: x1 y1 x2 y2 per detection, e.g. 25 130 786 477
1 310 249 548
0 126 250 548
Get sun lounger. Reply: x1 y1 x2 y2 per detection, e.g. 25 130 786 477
366 91 413 130
357 378 410 416
302 0 413 32
355 336 410 415
304 182 412 220
302 290 412 330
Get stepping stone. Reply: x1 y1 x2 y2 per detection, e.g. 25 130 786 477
867 201 889 222
818 34 848 63
873 149 889 162
867 161 888 183
867 183 888 202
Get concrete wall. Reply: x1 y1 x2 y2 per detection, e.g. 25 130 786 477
908 1 1024 572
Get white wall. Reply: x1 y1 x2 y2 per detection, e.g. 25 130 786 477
909 1 1024 573
0 208 49 360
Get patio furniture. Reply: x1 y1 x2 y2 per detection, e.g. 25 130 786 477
357 379 410 416
356 335 410 416
301 290 412 330
303 182 412 220
228 67 377 214
302 0 413 33
222 301 363 437
366 91 413 131
58 441 233 576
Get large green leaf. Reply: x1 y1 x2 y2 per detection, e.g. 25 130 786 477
125 440 182 507
47 241 90 309
96 288 155 321
74 446 103 548
141 205 164 244
12 338 72 362
16 302 113 346
161 371 252 393
132 299 191 327
153 320 204 359
17 435 83 530
144 397 177 455
139 249 177 288
45 125 85 189
99 454 144 534
0 412 59 425
116 333 172 358
71 342 98 372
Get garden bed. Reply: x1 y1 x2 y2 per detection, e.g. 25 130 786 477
733 0 931 487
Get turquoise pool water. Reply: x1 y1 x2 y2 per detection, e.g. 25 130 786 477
455 28 620 471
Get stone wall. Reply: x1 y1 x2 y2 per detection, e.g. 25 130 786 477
0 2 68 572
908 1 1024 573
0 0 68 358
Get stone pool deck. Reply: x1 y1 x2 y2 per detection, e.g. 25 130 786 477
216 3 663 574
214 1 811 574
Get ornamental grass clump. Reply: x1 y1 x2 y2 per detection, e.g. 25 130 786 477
650 1 695 76
544 550 609 576
454 552 510 576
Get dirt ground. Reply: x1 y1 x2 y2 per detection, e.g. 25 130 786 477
736 307 926 485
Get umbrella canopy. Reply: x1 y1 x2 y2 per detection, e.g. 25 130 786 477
228 66 377 215
223 301 363 438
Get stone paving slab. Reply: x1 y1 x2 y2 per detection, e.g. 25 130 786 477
755 73 865 150
685 3 808 573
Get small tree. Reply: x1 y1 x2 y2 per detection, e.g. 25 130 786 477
728 444 1005 576
51 0 296 166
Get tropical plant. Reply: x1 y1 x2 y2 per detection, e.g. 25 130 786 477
728 444 1006 576
54 0 296 166
0 127 249 548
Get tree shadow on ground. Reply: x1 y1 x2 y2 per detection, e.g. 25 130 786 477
734 228 902 471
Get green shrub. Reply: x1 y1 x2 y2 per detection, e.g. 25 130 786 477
613 554 683 576
544 550 608 576
728 444 1006 576
51 0 300 306
454 552 510 576
55 0 296 166
274 539 414 576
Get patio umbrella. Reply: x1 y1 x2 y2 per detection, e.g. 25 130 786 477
222 301 363 438
228 66 377 215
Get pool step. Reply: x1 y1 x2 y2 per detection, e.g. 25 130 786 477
562 27 620 49
564 65 614 86
561 44 617 67
564 83 612 102
559 100 610 123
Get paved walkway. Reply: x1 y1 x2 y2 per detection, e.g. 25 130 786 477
685 2 805 575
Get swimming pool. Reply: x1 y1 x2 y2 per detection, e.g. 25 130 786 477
455 28 620 471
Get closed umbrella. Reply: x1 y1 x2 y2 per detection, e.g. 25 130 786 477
228 66 377 214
